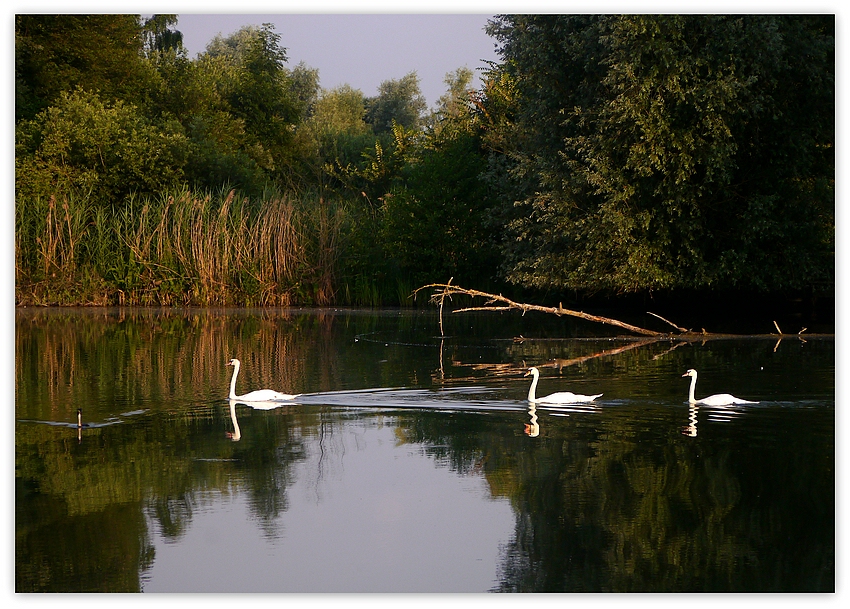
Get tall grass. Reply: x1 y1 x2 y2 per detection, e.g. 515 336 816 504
15 188 344 306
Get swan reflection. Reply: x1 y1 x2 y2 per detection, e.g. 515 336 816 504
524 400 604 437
682 404 699 437
227 397 296 441
524 404 539 437
227 400 242 441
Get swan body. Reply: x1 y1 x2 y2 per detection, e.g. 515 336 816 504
682 369 756 405
227 358 299 402
525 367 602 404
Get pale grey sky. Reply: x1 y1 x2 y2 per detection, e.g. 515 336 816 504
174 13 501 109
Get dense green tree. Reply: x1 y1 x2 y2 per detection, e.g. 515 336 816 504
485 15 834 294
380 130 498 286
15 14 157 122
302 84 373 174
180 24 304 193
426 67 476 137
288 61 321 119
365 72 427 133
376 68 499 287
140 14 184 56
15 88 188 203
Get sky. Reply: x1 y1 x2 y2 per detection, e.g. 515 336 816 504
173 13 500 108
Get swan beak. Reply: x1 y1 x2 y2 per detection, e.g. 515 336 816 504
682 372 688 377
524 370 531 377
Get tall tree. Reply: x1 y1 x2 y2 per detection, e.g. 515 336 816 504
189 23 302 192
15 14 156 121
365 72 427 133
485 15 834 294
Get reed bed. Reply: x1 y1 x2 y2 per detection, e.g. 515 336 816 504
15 188 344 306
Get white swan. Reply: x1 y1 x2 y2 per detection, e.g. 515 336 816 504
682 369 757 405
525 367 602 404
227 358 299 402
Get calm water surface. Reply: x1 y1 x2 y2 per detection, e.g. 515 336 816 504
15 307 834 592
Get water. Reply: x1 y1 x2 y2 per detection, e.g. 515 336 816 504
14 307 834 592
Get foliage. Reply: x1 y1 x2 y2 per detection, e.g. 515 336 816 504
13 14 836 306
15 14 157 121
15 187 339 306
365 72 427 133
15 88 189 203
485 14 834 294
380 129 498 287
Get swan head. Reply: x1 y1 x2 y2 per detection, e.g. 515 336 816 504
227 358 240 367
682 369 697 378
524 367 540 378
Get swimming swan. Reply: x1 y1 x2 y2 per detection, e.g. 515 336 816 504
525 367 602 404
227 358 299 402
682 369 757 405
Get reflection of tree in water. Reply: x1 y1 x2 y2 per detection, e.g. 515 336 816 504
149 495 195 541
16 482 155 592
226 408 306 538
397 402 833 592
16 309 834 591
492 421 832 591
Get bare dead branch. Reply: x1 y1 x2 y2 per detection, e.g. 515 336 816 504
414 282 665 337
647 311 688 333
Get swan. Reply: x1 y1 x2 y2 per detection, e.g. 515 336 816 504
227 358 299 402
682 369 757 405
525 367 602 404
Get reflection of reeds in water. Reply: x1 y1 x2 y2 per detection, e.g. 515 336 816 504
15 309 322 420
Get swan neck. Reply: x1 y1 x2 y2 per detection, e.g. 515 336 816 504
528 371 539 402
688 373 697 403
229 362 240 400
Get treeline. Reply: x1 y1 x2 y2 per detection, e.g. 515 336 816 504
14 14 834 306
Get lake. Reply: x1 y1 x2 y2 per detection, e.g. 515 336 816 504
14 306 834 592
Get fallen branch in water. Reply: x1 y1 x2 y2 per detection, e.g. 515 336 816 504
414 282 666 337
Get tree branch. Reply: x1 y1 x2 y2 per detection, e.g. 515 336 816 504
414 283 666 337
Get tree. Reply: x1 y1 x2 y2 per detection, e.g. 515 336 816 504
16 88 188 203
377 68 499 287
485 15 834 295
141 14 184 57
182 24 303 193
15 14 157 121
288 61 321 120
365 72 427 133
426 67 476 138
